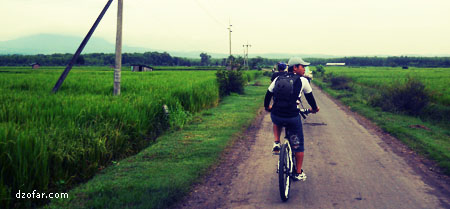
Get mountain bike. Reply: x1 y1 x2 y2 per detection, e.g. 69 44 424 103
277 108 310 202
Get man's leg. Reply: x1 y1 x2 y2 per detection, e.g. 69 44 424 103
295 152 304 174
273 124 281 143
272 124 282 152
292 115 306 180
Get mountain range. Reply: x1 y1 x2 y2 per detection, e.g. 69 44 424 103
0 34 148 55
0 34 341 59
3 34 447 58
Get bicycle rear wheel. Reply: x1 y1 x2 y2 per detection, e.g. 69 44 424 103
278 143 291 202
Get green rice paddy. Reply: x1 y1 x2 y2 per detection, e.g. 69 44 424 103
0 66 261 207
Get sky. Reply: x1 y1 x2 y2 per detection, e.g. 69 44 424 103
1 0 450 56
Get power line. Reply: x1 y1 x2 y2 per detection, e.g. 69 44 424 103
193 0 225 28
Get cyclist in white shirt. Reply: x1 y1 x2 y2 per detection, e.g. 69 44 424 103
264 57 320 181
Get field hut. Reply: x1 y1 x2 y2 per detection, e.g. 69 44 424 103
131 64 153 72
30 63 41 69
326 63 346 66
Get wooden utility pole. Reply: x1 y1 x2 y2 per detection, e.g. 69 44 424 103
228 23 232 56
243 42 251 70
114 0 123 96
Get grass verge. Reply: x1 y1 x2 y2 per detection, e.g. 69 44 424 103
45 77 270 209
313 78 450 175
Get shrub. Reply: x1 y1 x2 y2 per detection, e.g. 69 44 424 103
420 103 450 123
330 76 352 90
322 72 333 83
314 65 326 77
216 70 229 97
216 69 246 97
227 70 246 94
167 102 191 130
369 77 429 115
262 71 271 77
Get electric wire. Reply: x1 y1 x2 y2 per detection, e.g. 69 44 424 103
192 0 226 29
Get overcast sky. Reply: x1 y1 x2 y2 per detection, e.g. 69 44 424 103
1 0 450 56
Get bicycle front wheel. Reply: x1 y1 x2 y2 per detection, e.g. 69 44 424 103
278 143 291 202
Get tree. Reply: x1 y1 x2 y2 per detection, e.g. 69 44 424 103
76 55 85 65
200 53 211 66
249 56 264 70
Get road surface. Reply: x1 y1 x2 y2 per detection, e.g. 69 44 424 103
175 84 450 209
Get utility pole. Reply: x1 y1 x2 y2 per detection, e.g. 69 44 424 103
242 46 246 69
114 0 123 96
227 22 232 56
243 42 251 70
227 21 232 68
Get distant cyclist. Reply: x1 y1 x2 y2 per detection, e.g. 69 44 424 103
264 57 320 181
271 62 287 82
303 66 313 83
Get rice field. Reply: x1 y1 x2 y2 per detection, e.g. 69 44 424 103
322 66 450 106
0 66 261 207
313 66 450 176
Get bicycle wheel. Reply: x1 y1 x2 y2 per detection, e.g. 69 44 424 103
278 143 291 202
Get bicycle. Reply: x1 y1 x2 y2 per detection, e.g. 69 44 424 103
276 108 310 202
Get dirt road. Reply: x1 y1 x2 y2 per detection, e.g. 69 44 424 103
175 84 450 209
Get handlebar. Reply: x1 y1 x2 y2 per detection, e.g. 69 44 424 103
266 107 315 120
299 108 310 119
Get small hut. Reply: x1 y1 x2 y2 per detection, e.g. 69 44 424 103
326 63 346 66
30 63 41 69
131 64 153 72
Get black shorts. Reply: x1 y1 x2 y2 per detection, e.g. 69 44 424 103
270 113 304 152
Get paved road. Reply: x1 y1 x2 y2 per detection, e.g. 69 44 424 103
219 85 449 209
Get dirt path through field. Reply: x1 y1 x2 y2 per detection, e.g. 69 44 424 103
174 84 450 209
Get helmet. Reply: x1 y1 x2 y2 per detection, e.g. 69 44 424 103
277 62 287 71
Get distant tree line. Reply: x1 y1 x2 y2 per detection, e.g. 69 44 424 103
0 52 278 69
1 52 449 68
0 52 198 67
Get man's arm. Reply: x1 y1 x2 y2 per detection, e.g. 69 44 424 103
304 92 319 113
264 90 273 111
300 77 319 113
271 73 277 82
265 77 277 111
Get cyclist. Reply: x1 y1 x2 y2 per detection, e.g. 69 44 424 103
264 57 320 181
271 62 287 82
303 66 313 83
269 62 288 150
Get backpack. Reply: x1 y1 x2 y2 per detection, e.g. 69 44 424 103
273 74 299 108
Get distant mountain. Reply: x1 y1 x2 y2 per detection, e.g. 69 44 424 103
0 34 151 55
3 34 446 59
0 34 340 59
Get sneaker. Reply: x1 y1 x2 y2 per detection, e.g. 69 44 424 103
272 142 281 153
294 169 307 181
